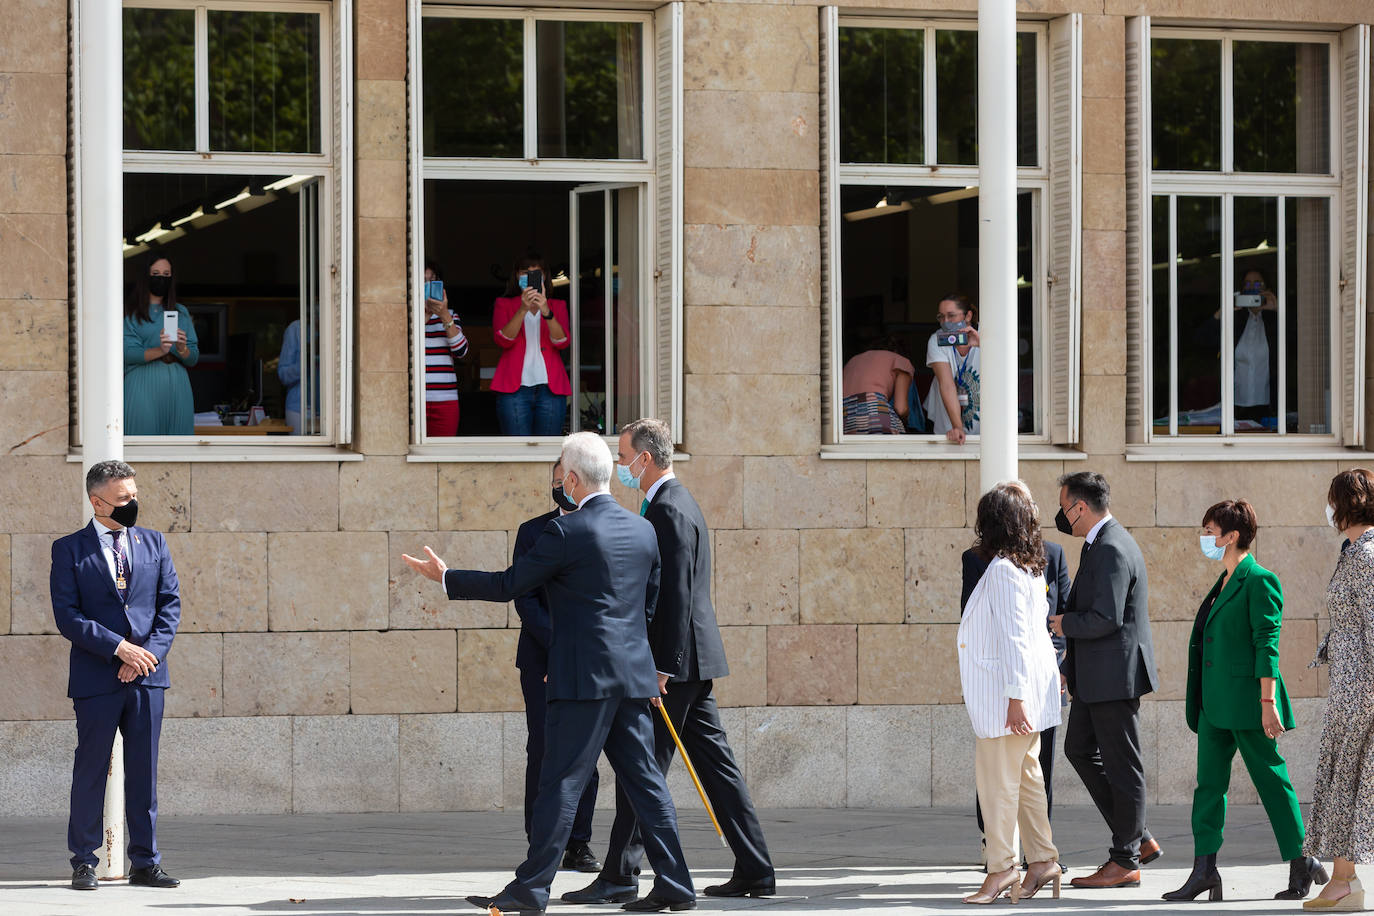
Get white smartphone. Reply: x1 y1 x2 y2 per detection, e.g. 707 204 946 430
162 310 179 342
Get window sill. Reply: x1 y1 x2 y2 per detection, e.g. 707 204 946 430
1126 443 1374 462
406 441 691 463
820 442 1087 461
67 445 365 463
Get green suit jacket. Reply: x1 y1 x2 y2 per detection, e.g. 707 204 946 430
1185 554 1296 733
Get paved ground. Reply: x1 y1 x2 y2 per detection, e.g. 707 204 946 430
0 806 1340 915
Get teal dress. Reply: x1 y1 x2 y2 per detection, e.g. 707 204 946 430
123 302 199 435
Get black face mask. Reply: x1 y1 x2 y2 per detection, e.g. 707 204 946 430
148 275 171 298
552 486 578 513
1054 505 1074 536
104 497 139 528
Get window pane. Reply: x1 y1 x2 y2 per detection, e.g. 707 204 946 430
1016 32 1037 168
1151 38 1220 171
208 11 322 153
1233 41 1330 174
1233 197 1279 431
423 18 524 158
1154 195 1223 433
1150 196 1171 430
123 8 196 151
1286 197 1332 434
935 30 977 164
837 27 924 164
536 22 643 159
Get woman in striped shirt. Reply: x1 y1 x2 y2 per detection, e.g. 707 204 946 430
424 262 468 437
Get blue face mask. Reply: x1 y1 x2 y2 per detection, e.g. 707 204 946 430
1199 535 1225 561
616 454 644 489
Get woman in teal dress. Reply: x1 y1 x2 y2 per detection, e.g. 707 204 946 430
124 254 199 435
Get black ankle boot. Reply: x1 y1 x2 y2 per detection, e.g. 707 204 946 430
1275 856 1329 900
1162 854 1223 902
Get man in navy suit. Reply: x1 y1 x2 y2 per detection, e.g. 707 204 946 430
512 458 601 873
50 460 181 891
403 433 694 915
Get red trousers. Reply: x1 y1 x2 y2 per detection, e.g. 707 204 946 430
425 399 460 437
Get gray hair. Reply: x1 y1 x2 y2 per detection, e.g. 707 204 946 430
622 418 672 470
560 432 612 491
86 459 136 494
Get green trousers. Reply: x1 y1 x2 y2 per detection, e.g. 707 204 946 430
1192 708 1305 861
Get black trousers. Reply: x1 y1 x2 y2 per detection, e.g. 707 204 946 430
1064 697 1154 869
520 665 598 845
600 679 773 884
975 725 1057 839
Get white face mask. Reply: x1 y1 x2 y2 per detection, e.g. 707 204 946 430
1327 503 1338 530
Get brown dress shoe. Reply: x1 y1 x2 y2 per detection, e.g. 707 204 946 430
1070 862 1142 889
1140 837 1163 864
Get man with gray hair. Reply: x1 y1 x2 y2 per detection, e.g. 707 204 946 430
51 460 182 890
402 432 694 914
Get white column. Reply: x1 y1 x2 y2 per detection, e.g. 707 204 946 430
977 0 1019 494
77 0 127 880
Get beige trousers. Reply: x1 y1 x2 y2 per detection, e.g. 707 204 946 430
974 732 1058 873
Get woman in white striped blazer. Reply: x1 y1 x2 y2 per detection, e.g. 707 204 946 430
958 481 1064 905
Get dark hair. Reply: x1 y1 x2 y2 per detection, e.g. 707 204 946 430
937 292 975 316
1202 499 1258 550
1240 267 1269 290
1058 470 1111 513
1328 469 1374 531
127 251 176 322
86 459 136 494
622 417 673 470
503 251 548 298
974 482 1046 576
424 258 443 280
866 334 908 361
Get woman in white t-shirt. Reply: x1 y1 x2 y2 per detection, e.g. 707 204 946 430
925 293 981 444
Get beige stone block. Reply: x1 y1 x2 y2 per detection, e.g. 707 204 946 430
1258 527 1340 620
767 624 856 706
191 463 338 531
745 706 847 807
742 455 865 529
0 457 80 533
684 375 819 457
458 629 522 712
0 532 8 634
1154 461 1338 529
0 212 65 300
158 717 293 814
904 528 971 624
267 532 389 631
134 463 192 533
1103 0 1374 19
1285 697 1324 803
10 532 59 634
684 90 817 171
0 74 64 154
352 630 457 715
684 224 819 308
355 158 408 221
1080 374 1126 455
1150 619 1192 701
1076 454 1157 529
930 704 978 805
357 293 409 372
356 0 406 81
1133 527 1215 622
684 4 817 93
846 705 932 806
1082 96 1125 175
0 370 64 454
0 156 65 214
713 529 798 626
0 1 67 73
292 715 399 813
164 632 222 718
399 712 504 811
0 299 65 369
340 457 436 532
1083 172 1126 233
438 462 552 532
1083 229 1127 310
858 624 961 705
1278 617 1327 700
355 79 406 160
959 460 1068 530
357 216 407 306
0 635 70 719
868 460 966 528
684 168 819 228
0 720 71 815
685 306 819 376
389 530 510 629
800 528 904 624
714 625 766 708
1082 14 1125 100
165 532 267 632
1082 308 1126 377
223 632 349 716
672 456 743 530
355 370 410 455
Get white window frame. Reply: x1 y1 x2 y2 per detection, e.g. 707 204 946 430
408 3 681 461
1134 24 1361 455
821 13 1078 460
73 0 356 460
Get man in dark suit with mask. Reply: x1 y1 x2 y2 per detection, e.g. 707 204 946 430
403 433 694 915
1049 470 1162 889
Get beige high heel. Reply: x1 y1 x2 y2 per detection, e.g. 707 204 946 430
1020 862 1062 900
1304 877 1365 911
964 867 1022 905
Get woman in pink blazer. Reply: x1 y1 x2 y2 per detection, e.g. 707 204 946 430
492 254 572 436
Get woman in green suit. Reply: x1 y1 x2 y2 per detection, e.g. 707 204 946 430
1164 498 1329 903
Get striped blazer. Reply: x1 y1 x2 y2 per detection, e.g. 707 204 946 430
958 556 1063 740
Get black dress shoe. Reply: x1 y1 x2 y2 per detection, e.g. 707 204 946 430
1162 854 1222 902
465 893 544 914
704 875 775 898
562 877 639 904
128 864 180 888
562 841 603 873
71 864 98 890
621 894 695 912
1276 855 1330 900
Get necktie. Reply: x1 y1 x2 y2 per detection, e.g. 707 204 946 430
639 498 649 517
1080 539 1092 567
111 530 129 601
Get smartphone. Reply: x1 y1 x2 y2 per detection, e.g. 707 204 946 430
424 279 444 302
936 331 969 347
525 269 544 293
162 310 179 342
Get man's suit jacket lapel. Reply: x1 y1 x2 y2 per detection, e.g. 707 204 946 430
83 520 123 603
1067 518 1111 612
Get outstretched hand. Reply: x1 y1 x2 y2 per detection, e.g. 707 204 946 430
401 546 448 583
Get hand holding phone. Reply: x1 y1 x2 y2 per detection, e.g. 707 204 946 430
163 310 179 342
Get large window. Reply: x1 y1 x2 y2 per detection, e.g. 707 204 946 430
116 1 345 446
412 6 679 449
1135 26 1358 442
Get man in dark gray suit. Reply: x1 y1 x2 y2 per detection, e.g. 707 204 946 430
1049 471 1161 889
566 418 774 905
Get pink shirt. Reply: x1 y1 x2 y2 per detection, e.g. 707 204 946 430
842 349 914 400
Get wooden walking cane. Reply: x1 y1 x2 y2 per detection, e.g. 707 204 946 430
656 701 727 847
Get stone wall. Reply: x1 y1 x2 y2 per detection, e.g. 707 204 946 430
0 0 1367 816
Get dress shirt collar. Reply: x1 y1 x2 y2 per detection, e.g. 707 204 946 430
576 489 611 509
644 471 675 505
1086 513 1113 545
